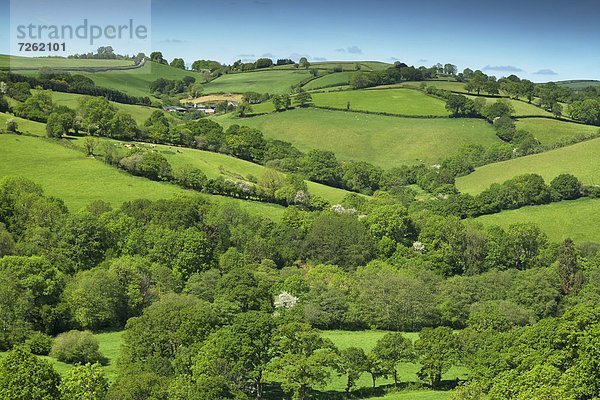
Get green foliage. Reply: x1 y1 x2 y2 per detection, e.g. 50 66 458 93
59 363 109 400
51 330 106 364
304 212 374 269
106 372 170 400
119 293 218 376
373 333 416 386
63 268 125 330
0 347 61 400
415 327 459 387
266 322 338 400
24 331 53 355
550 173 583 200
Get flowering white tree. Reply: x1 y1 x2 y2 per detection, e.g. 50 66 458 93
274 291 298 309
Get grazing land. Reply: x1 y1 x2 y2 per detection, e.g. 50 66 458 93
309 61 392 71
48 91 165 124
456 137 600 194
0 134 286 219
303 72 355 90
78 61 200 98
516 118 600 145
67 136 357 205
323 330 467 395
214 108 500 168
0 54 135 70
0 112 47 136
471 198 600 243
311 88 449 116
201 70 311 94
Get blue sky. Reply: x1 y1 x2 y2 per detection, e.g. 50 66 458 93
1 0 599 82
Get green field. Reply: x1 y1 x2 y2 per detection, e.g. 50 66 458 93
202 70 311 94
311 89 449 116
516 118 599 145
456 137 600 194
323 330 466 398
396 80 469 94
48 91 165 125
76 62 200 98
0 331 122 382
462 95 553 117
214 108 500 168
303 72 355 90
0 135 285 219
556 80 600 89
472 198 600 243
0 112 47 136
310 61 392 71
67 137 356 205
0 54 135 70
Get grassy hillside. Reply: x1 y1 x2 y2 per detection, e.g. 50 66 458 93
0 135 285 219
303 72 354 90
48 91 163 125
0 54 135 70
323 330 466 397
309 61 392 71
516 118 599 146
202 70 311 94
397 80 468 93
0 331 123 382
556 80 600 89
0 112 46 136
78 62 200 98
471 198 600 243
456 137 600 194
311 88 449 116
214 108 500 168
67 136 356 205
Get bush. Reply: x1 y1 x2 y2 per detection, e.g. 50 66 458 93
24 331 53 356
550 174 583 200
5 119 18 133
50 330 106 365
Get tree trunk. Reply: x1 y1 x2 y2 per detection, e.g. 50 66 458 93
393 369 398 387
371 374 376 388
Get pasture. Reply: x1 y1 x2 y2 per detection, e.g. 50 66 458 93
0 112 46 136
323 330 466 398
303 72 355 90
471 198 600 243
0 54 135 70
68 136 357 205
48 91 164 125
397 80 469 94
0 331 123 382
78 61 201 98
309 61 392 71
516 118 599 146
456 137 600 194
556 80 600 89
214 108 500 168
311 88 449 116
202 70 311 94
0 135 286 219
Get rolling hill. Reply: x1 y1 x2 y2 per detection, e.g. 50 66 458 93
471 198 600 243
0 134 286 219
213 108 501 168
0 54 135 70
456 137 600 194
201 69 311 94
310 88 449 116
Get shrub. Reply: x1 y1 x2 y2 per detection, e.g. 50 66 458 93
50 330 106 365
24 332 53 356
5 119 18 133
550 174 583 200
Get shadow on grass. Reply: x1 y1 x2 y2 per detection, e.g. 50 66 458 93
262 380 460 399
